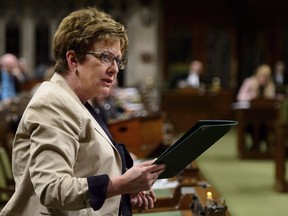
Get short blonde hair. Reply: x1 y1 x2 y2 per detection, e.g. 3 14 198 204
53 7 128 74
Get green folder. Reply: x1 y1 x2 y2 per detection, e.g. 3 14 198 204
154 120 238 179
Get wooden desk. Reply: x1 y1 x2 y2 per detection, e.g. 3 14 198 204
108 114 163 159
131 160 231 216
274 122 288 192
233 99 280 159
132 183 194 214
161 89 234 133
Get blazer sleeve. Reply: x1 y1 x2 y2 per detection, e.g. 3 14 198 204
87 175 109 210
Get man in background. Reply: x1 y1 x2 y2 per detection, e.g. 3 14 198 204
169 60 206 90
0 53 22 101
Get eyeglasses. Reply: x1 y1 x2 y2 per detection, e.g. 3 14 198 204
85 51 128 70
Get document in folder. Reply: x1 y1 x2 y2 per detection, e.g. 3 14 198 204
154 120 238 179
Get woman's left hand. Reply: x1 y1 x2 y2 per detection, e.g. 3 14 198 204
130 190 157 212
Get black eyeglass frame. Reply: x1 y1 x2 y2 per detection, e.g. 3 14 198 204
85 51 128 70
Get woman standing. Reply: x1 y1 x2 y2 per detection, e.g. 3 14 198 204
0 7 165 216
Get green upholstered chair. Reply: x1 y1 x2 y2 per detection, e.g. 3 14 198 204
0 146 14 205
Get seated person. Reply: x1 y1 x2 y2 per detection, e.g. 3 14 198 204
0 53 23 102
237 64 276 152
169 60 206 90
237 64 275 102
91 94 124 125
273 61 288 98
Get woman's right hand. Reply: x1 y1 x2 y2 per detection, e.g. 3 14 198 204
107 159 165 197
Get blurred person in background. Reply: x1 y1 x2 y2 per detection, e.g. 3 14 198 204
0 53 22 101
185 60 204 88
273 61 288 86
236 64 276 152
273 61 288 98
18 57 30 82
169 60 206 90
237 64 275 102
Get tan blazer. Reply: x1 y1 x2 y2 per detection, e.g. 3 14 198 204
0 73 123 216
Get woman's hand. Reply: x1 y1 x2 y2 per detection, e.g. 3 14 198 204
107 159 165 197
130 190 157 212
121 159 165 193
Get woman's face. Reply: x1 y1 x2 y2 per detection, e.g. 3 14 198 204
76 40 122 100
258 74 269 86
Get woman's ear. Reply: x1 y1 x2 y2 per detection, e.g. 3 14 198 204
66 50 78 67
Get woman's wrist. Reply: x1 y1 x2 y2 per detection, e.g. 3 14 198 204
106 175 126 198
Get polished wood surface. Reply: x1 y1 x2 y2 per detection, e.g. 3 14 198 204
108 114 164 159
161 89 234 133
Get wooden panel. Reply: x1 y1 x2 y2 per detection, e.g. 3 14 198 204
274 122 288 192
234 99 280 159
161 89 234 133
108 115 163 159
